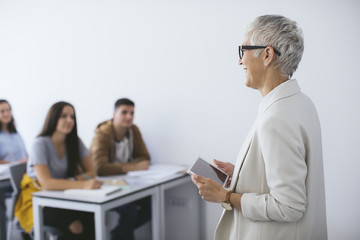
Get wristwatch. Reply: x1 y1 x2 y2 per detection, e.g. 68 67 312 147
221 190 233 211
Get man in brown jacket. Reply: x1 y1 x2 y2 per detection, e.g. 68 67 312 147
90 98 151 240
90 98 150 176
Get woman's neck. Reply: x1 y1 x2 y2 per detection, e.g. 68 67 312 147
1 124 9 133
51 131 67 146
259 68 288 97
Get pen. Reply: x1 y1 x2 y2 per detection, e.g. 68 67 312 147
81 173 93 180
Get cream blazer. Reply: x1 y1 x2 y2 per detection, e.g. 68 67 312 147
215 80 327 240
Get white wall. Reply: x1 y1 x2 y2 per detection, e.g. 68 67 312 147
1 0 359 239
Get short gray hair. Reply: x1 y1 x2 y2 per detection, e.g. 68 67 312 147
247 15 304 78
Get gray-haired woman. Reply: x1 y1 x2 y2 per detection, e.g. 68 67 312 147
191 15 327 240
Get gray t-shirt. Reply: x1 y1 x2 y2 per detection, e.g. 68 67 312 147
27 136 89 180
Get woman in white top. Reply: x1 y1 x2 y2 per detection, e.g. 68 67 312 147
191 15 327 240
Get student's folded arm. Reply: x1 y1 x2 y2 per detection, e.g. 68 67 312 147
76 154 97 179
34 164 88 190
17 156 28 163
0 159 10 164
99 161 150 175
97 162 130 176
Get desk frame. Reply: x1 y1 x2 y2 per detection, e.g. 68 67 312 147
33 175 191 240
0 178 11 240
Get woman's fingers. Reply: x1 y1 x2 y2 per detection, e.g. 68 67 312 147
213 159 224 166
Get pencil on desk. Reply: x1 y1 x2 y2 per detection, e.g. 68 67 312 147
81 173 93 180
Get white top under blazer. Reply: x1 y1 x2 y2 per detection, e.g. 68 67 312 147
215 79 327 240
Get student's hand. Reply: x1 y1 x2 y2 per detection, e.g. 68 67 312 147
75 172 96 181
17 158 28 164
134 160 150 171
83 179 102 189
191 174 227 203
213 159 234 188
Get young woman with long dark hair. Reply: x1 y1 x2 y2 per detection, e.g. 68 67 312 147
16 101 102 240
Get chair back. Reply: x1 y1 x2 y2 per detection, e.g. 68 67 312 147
8 162 26 220
7 162 63 240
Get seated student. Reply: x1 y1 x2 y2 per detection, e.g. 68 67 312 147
0 99 28 164
90 98 150 175
90 98 151 240
0 99 28 238
15 101 102 240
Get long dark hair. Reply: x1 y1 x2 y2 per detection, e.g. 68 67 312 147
39 101 80 178
0 99 17 133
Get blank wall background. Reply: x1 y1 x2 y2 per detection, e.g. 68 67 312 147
1 0 359 239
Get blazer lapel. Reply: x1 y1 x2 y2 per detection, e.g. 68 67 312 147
230 80 301 190
230 118 258 190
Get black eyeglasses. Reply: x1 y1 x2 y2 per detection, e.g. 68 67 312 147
238 45 281 59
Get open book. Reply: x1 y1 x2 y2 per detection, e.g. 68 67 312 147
63 185 123 197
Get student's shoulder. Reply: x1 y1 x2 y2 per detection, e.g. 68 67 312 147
92 120 115 144
95 120 114 134
131 124 142 133
32 136 52 151
34 136 51 144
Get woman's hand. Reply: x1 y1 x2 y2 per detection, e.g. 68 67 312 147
191 174 227 203
213 159 234 188
83 179 102 189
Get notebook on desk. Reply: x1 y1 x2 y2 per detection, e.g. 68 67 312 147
63 185 123 197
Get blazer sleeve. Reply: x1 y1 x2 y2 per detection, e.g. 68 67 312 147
241 115 307 222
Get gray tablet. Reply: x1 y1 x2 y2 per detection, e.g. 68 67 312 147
188 157 229 187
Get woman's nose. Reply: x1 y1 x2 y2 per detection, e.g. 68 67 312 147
238 59 243 65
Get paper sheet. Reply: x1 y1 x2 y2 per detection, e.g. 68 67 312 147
126 164 187 180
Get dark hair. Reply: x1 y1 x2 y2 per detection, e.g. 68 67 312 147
0 99 17 133
39 101 80 178
114 98 135 110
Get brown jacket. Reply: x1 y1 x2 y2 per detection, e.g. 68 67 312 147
90 120 150 176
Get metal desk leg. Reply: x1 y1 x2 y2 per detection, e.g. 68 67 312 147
0 189 6 240
94 205 106 240
151 187 160 240
33 197 44 240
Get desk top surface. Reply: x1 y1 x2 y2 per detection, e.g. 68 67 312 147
33 173 189 204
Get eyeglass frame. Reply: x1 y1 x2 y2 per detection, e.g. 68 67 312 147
238 45 281 59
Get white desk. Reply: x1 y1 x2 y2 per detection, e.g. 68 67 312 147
33 173 199 240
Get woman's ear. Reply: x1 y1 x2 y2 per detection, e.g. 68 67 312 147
264 46 275 67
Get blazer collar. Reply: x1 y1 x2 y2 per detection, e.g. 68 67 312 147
258 79 301 115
